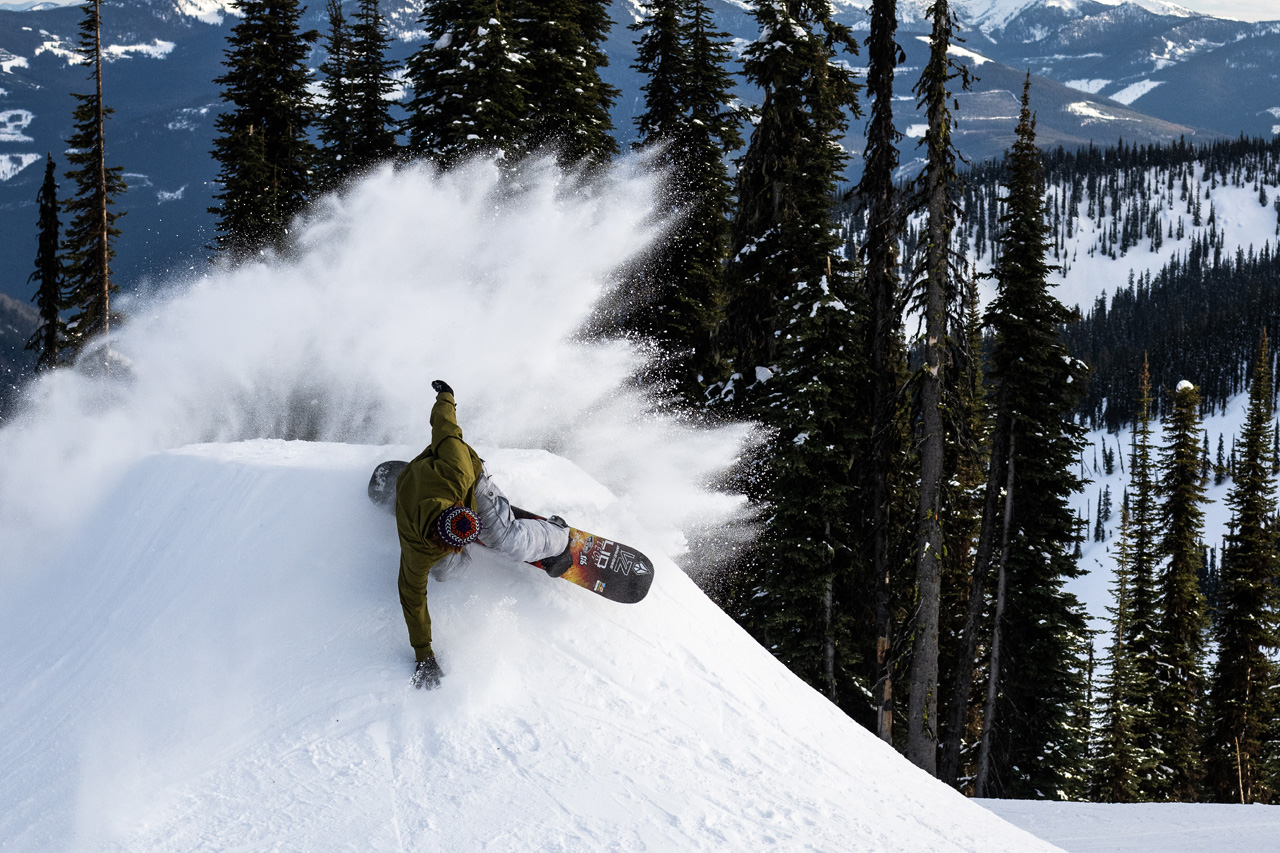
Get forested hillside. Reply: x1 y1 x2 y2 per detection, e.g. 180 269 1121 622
846 135 1280 430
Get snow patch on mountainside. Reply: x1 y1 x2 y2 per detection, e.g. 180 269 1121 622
0 49 28 73
33 32 78 64
1066 100 1139 124
172 0 234 25
0 152 39 181
1066 78 1111 93
914 34 995 66
1110 78 1164 105
104 38 174 62
0 107 34 141
1117 0 1200 18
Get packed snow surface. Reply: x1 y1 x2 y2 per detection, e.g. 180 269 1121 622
981 800 1280 851
0 157 1057 850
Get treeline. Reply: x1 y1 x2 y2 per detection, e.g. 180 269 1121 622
22 0 1278 805
960 135 1280 276
1093 349 1279 804
858 132 1280 431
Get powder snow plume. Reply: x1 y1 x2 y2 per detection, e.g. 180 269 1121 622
0 155 751 576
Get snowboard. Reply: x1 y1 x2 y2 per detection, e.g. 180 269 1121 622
367 460 654 604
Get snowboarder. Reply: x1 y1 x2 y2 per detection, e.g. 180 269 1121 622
395 380 572 689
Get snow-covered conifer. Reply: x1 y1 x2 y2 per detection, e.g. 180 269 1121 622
61 0 126 359
26 157 65 372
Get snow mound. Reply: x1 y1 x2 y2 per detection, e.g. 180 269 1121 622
0 441 1059 851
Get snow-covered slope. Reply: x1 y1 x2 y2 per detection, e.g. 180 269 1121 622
0 157 1059 850
0 439 1061 850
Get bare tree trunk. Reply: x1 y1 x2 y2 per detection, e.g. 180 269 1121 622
906 196 946 774
938 411 1010 785
861 0 904 747
906 0 953 775
974 436 1017 797
823 571 836 701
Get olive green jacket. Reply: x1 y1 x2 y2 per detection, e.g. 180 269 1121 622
395 391 483 661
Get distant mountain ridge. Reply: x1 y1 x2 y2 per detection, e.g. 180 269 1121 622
0 0 1276 374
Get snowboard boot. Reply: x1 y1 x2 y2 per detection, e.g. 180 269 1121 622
542 516 573 578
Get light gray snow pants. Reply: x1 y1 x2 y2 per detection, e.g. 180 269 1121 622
430 473 570 580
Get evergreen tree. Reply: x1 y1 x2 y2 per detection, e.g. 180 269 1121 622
1206 333 1278 804
518 0 619 166
628 0 742 400
61 0 126 362
1124 355 1163 795
1154 379 1210 801
210 0 318 260
316 0 356 189
345 0 399 170
742 259 868 712
1093 498 1142 802
721 0 860 398
856 0 908 748
721 0 863 719
404 0 527 166
972 77 1090 800
26 156 65 372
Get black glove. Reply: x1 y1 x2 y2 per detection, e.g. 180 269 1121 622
411 656 443 690
431 379 454 396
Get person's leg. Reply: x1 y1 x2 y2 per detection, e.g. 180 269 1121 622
475 474 570 563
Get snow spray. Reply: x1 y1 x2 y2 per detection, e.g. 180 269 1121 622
0 155 752 576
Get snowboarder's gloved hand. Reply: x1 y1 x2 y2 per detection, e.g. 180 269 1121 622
411 656 443 690
431 379 453 396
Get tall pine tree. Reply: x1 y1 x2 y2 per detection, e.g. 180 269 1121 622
628 0 741 399
345 0 399 170
1206 332 1278 804
210 0 317 260
856 0 908 747
316 0 356 190
518 0 619 166
723 0 863 716
1153 379 1210 801
972 77 1090 799
26 156 65 372
721 0 860 395
742 259 868 711
1123 355 1163 796
404 0 527 165
1093 497 1142 802
61 0 126 361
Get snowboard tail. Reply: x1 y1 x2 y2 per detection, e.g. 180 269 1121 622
517 508 653 605
368 460 654 604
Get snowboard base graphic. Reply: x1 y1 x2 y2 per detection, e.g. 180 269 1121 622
368 460 653 604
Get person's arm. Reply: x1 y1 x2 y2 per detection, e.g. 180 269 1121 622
429 387 477 491
398 553 434 662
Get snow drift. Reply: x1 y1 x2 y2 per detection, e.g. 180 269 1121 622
0 156 1057 849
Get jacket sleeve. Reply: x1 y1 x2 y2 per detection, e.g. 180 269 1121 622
398 552 434 662
429 392 478 493
397 496 451 662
